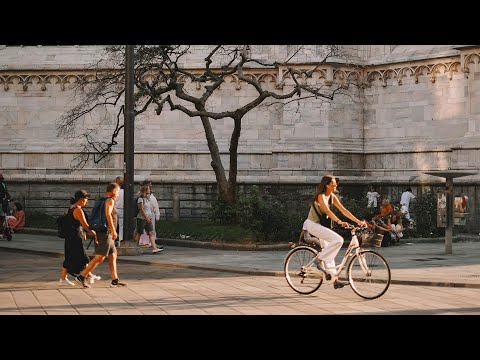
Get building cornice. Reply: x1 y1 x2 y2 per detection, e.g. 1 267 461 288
1 47 479 92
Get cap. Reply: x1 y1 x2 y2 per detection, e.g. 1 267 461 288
74 189 91 200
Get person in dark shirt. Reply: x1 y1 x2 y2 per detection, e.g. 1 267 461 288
0 173 12 213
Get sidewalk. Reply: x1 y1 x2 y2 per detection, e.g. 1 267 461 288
1 229 480 288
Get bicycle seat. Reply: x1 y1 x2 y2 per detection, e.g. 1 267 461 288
303 231 323 248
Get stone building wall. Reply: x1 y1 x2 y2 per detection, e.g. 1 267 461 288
1 45 480 230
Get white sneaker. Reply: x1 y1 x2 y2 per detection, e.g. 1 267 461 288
59 278 76 286
88 274 101 284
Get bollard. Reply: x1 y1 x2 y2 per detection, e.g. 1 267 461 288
172 191 180 221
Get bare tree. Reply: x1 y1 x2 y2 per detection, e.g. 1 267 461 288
56 45 356 205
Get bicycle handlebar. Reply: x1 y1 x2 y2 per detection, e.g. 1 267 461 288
344 223 369 231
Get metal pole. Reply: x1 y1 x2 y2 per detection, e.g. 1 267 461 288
445 176 453 254
123 45 135 243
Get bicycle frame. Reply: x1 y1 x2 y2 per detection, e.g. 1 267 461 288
301 226 366 283
285 225 391 299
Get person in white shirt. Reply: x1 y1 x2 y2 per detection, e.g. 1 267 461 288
400 187 415 221
113 176 124 246
366 185 380 208
138 180 163 250
135 184 163 253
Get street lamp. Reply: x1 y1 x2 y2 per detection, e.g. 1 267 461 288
118 44 141 256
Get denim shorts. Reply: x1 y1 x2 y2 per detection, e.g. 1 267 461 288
95 231 117 256
136 218 154 234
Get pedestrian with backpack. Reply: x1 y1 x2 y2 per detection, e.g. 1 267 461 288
75 182 127 288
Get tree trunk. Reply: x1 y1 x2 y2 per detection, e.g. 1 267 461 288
201 115 237 205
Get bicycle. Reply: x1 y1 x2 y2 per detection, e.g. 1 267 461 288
284 224 391 299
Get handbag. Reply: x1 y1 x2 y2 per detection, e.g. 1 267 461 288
312 198 334 229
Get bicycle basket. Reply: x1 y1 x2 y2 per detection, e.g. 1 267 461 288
361 231 383 248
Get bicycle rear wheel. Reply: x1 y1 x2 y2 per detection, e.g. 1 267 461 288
284 246 323 294
347 250 390 299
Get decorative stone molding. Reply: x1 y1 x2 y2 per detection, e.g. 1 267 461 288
2 51 480 92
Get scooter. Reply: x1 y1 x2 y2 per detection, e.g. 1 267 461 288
0 198 12 241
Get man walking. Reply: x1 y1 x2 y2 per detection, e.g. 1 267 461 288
400 187 416 222
75 182 127 288
0 173 12 214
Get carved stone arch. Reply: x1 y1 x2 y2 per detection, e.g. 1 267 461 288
279 69 308 86
312 68 327 81
280 72 295 87
464 53 480 77
236 73 257 89
177 74 189 84
46 75 65 91
333 69 347 86
397 66 415 85
27 74 48 91
0 75 7 91
257 73 277 84
140 72 157 84
75 74 98 91
382 69 397 87
1 75 19 91
346 70 361 83
228 74 242 90
229 74 239 84
464 53 480 66
445 61 461 80
83 74 97 82
430 62 450 83
414 65 431 84
250 73 262 83
366 70 384 86
18 75 34 91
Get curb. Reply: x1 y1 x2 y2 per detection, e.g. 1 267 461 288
156 237 290 251
2 244 480 289
16 227 480 250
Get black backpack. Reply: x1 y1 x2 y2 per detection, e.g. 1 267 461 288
133 197 140 217
89 197 110 232
56 214 67 239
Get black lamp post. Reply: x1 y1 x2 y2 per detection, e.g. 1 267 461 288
123 45 135 242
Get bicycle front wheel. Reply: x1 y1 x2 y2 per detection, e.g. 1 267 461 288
347 250 390 299
284 246 322 295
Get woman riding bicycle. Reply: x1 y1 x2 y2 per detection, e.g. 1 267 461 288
303 175 365 289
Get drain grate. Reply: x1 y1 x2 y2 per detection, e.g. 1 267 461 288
411 257 446 262
464 275 480 278
412 259 432 261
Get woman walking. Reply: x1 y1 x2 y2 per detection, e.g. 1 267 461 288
59 190 100 286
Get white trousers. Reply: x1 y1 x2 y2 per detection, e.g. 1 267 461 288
390 224 403 238
401 205 411 220
303 219 344 275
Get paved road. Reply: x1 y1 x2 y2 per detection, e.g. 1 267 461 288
1 232 480 315
1 251 480 315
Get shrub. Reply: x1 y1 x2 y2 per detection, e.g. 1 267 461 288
409 190 444 238
207 199 237 225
